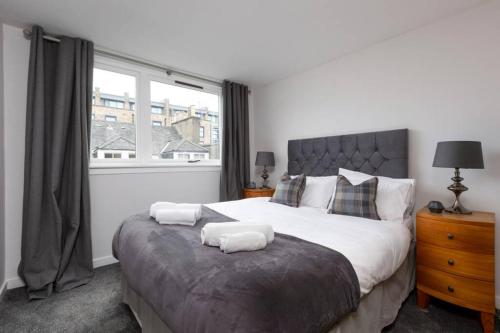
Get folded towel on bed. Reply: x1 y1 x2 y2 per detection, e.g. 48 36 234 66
201 222 274 246
150 202 202 219
219 231 267 254
156 209 199 226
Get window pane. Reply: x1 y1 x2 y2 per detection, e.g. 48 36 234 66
91 68 136 160
150 81 220 160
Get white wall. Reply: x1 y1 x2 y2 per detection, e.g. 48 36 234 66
89 169 219 263
253 1 500 306
2 24 220 287
2 23 29 289
0 22 6 292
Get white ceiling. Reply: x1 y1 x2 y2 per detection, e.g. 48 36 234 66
0 0 489 86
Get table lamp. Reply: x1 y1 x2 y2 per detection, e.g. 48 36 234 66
432 141 484 214
255 151 275 188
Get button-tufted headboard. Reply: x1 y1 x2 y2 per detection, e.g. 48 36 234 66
288 129 408 178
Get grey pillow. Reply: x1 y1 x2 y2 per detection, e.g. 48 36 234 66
270 173 306 207
329 175 380 220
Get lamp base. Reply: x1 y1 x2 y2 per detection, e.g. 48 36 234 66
445 167 472 215
445 201 472 215
260 167 269 188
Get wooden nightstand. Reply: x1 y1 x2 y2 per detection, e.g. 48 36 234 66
242 187 275 199
416 207 495 333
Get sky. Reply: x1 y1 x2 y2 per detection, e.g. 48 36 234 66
93 68 219 111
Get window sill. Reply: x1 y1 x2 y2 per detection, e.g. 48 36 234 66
89 162 221 175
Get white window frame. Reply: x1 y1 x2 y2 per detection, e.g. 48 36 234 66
90 55 223 172
151 106 163 114
104 115 117 122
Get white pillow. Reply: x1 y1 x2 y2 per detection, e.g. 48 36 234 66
295 176 337 209
338 168 415 222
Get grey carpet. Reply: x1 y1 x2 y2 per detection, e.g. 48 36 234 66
0 263 495 333
384 295 492 333
0 264 139 333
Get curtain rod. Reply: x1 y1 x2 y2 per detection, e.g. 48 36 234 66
22 28 223 87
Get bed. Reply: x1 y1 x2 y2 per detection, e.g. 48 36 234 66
114 128 415 332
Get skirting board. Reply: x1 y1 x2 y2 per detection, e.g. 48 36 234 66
4 258 500 309
5 255 119 290
93 255 119 268
0 280 7 300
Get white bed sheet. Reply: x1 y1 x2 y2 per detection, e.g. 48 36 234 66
207 197 412 296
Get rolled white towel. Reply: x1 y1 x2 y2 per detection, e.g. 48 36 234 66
201 222 274 247
150 202 202 219
220 232 267 254
156 209 198 226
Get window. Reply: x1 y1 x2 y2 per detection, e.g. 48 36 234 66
171 108 187 122
150 80 220 161
151 106 163 114
103 152 122 159
91 67 137 160
102 99 125 109
212 127 219 144
91 56 221 167
194 153 207 160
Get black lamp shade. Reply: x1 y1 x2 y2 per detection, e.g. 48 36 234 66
432 141 484 169
255 151 275 167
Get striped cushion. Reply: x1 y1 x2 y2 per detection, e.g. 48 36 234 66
270 174 306 207
329 175 380 220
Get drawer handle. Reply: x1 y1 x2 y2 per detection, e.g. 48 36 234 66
448 259 455 266
447 285 454 293
447 233 454 240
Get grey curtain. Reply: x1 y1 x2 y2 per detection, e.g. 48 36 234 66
18 26 94 299
220 80 250 201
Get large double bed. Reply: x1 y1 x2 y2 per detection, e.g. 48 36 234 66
113 129 415 332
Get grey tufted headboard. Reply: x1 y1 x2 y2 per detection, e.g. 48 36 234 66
288 129 408 178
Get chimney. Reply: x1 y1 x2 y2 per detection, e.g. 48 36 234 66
164 98 171 126
172 116 200 143
94 87 101 105
124 92 130 110
189 105 197 117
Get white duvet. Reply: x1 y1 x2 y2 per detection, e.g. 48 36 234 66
207 197 412 296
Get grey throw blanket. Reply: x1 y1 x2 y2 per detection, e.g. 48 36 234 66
113 206 360 333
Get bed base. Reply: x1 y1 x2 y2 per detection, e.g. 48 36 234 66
122 242 415 333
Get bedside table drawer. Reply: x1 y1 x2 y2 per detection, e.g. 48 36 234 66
417 265 494 313
417 218 494 254
242 188 275 199
244 191 265 198
417 243 494 281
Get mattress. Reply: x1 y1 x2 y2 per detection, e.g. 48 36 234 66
119 197 414 331
207 197 412 296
